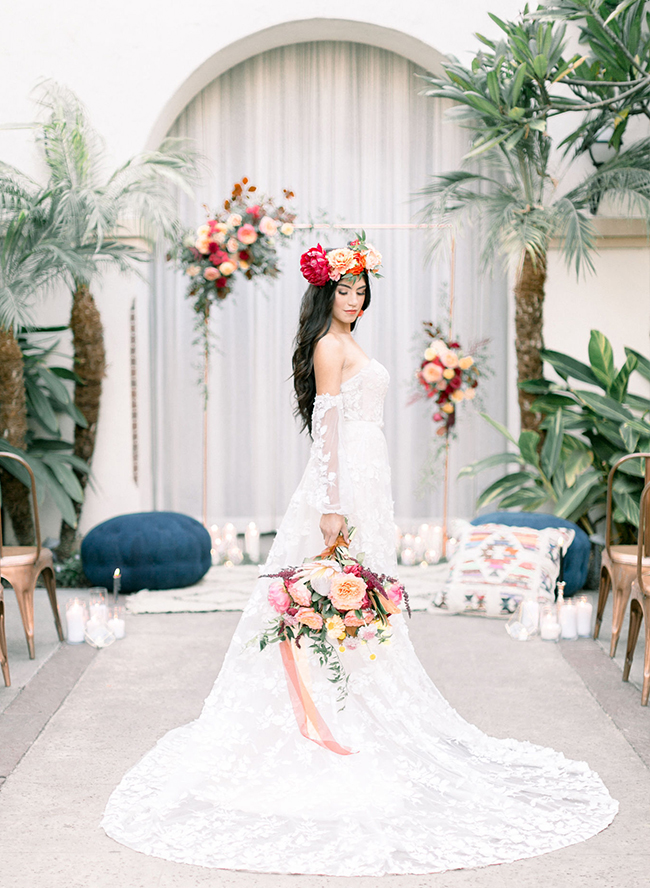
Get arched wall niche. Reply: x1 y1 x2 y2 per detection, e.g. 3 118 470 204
146 18 450 149
147 25 509 530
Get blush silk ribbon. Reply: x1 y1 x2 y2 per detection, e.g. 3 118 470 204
279 638 356 756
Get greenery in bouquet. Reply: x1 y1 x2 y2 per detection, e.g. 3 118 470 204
175 178 295 323
260 533 410 704
413 322 488 435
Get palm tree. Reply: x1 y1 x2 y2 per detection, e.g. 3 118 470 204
0 174 91 542
419 11 650 431
30 83 199 557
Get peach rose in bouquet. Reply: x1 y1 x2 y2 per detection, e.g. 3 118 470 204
329 572 367 611
296 607 323 630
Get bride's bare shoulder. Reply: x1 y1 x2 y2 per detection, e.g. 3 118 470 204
314 333 344 368
314 334 344 393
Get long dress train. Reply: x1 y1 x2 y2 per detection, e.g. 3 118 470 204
102 358 618 876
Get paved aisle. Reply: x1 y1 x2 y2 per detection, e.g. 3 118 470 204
0 609 648 887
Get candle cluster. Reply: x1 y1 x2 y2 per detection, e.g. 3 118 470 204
209 522 261 565
64 572 127 649
507 582 593 643
396 523 448 566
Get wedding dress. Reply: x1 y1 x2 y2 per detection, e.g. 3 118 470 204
102 357 618 876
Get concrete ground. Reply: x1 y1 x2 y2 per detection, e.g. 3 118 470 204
0 586 648 887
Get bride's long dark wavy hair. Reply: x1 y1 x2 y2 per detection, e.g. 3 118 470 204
292 271 371 436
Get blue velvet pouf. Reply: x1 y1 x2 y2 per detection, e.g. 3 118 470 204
470 511 590 595
81 511 212 594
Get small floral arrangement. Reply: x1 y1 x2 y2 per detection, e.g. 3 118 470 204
300 232 382 287
415 322 482 434
176 178 295 319
260 532 409 704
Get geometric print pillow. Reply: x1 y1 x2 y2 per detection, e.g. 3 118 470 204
439 523 575 617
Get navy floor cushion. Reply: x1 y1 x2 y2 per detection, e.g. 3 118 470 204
470 511 590 596
81 511 212 594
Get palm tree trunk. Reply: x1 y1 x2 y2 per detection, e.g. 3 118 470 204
0 328 35 544
58 284 106 558
513 251 546 431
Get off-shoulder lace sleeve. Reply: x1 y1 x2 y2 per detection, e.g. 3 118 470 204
306 393 353 515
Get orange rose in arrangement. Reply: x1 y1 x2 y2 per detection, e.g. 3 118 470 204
295 607 323 630
329 573 367 611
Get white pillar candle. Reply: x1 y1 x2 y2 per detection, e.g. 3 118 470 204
540 618 561 641
431 526 444 561
576 596 593 637
400 547 416 566
560 600 578 639
89 603 108 622
65 600 86 644
401 533 415 553
418 524 430 545
107 618 126 639
413 535 425 559
244 522 260 563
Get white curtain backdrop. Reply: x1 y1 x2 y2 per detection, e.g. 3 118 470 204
150 40 508 532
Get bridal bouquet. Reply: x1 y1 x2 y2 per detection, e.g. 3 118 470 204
260 534 409 702
176 178 296 318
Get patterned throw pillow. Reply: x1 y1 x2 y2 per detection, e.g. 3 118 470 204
437 523 575 617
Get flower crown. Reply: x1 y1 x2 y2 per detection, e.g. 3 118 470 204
300 233 382 287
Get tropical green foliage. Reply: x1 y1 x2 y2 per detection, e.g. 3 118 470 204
0 327 90 529
533 0 650 153
0 177 90 331
20 327 87 434
460 330 650 536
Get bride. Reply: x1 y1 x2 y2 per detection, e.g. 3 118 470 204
102 239 618 876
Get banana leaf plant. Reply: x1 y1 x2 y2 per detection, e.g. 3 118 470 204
460 330 650 538
0 327 90 530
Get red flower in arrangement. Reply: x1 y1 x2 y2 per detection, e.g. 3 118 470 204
413 323 482 434
248 205 262 220
209 250 229 267
300 244 330 286
239 250 250 261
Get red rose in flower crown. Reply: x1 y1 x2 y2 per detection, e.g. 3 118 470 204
300 244 330 286
299 232 382 287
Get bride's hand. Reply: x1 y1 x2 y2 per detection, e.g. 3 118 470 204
320 513 349 548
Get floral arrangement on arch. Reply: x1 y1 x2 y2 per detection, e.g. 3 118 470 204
260 532 409 704
415 322 483 435
176 178 295 319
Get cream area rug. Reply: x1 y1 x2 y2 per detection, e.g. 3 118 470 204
125 564 451 615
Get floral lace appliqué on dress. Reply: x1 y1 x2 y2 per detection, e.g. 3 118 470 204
101 358 618 876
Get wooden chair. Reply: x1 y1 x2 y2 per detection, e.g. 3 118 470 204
0 452 64 684
0 585 9 686
624 480 650 705
594 452 650 656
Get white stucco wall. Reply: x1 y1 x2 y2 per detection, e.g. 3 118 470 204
1 0 648 537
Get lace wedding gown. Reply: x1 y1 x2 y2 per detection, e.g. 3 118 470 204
102 358 618 876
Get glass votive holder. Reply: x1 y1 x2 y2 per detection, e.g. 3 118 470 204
540 603 561 642
65 598 89 645
107 605 126 640
84 615 116 648
89 588 109 623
